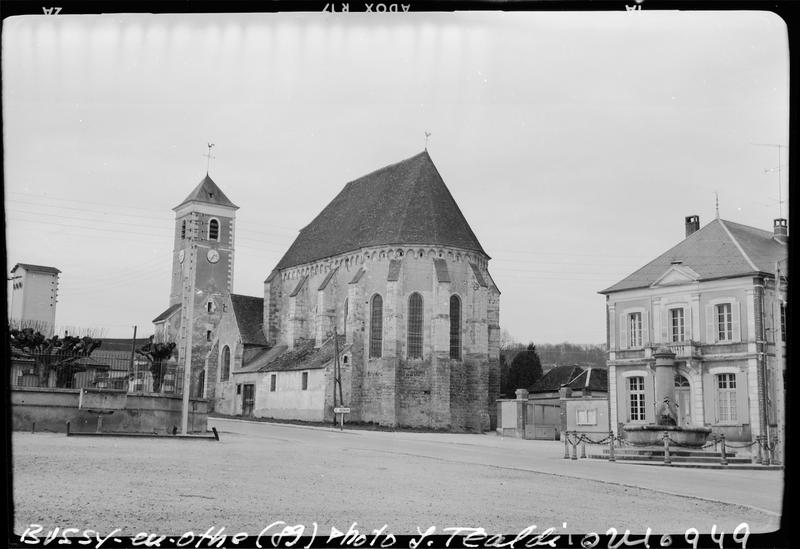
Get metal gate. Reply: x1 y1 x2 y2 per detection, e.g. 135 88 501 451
524 401 561 440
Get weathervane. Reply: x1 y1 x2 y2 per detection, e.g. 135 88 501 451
203 143 216 175
424 131 431 150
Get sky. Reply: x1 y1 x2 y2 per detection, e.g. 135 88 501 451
3 9 789 344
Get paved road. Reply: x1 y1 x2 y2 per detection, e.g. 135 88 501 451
12 420 783 537
210 418 783 529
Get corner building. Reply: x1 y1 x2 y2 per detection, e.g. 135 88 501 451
261 151 501 430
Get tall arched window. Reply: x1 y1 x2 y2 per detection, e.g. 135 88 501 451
181 220 186 239
369 294 383 358
407 292 423 359
220 345 231 381
342 298 348 337
208 218 220 241
450 295 461 360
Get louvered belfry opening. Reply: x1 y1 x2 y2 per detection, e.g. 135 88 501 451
407 293 423 359
369 294 383 358
449 295 461 360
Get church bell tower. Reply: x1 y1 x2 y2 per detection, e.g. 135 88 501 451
170 172 238 397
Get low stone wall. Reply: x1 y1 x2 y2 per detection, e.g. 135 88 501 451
11 387 208 434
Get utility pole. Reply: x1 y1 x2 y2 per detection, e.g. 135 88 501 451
181 237 197 434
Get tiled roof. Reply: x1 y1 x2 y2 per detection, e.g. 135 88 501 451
174 174 238 210
600 218 788 294
254 336 349 373
387 260 402 282
11 263 61 275
152 303 181 323
230 294 267 346
274 151 487 270
433 258 451 283
470 263 487 288
529 365 608 393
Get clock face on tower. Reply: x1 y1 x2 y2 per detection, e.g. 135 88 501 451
207 249 220 264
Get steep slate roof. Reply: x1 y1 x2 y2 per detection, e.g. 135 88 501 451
174 174 238 210
600 218 788 294
11 263 61 275
152 303 181 323
230 294 268 346
529 365 608 393
274 151 487 270
246 336 349 373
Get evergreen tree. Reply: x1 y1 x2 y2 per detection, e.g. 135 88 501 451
507 342 543 393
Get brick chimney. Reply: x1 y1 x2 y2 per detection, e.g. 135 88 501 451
685 215 700 237
774 218 788 243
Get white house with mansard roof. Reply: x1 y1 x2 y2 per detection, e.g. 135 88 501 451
600 215 787 459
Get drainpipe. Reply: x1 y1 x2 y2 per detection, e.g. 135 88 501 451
754 278 769 450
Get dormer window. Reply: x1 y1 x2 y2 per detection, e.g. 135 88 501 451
208 219 219 241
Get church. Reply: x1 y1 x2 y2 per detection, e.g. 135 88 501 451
154 151 501 431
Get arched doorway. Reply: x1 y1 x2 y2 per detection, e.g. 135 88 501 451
674 374 692 426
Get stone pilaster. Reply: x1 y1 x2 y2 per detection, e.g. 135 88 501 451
431 266 451 427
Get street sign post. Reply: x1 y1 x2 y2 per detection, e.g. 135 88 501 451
334 407 350 431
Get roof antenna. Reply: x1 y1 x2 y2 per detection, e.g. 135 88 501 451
203 143 215 175
424 131 431 151
714 191 720 219
753 142 788 218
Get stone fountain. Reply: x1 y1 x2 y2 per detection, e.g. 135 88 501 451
623 346 711 448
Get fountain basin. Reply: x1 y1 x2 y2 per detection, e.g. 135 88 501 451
623 424 712 448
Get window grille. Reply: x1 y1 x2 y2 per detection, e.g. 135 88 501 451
449 295 461 360
407 293 423 359
369 295 383 358
628 376 645 421
208 219 219 241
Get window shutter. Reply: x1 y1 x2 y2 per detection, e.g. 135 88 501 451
731 301 741 343
703 373 717 425
661 307 669 343
685 307 692 342
705 305 715 343
735 371 749 425
642 310 650 346
624 385 631 423
620 315 628 349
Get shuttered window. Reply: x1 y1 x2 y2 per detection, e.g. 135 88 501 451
449 295 461 360
628 313 643 348
208 218 219 241
670 308 685 342
717 373 737 422
369 294 383 358
629 376 646 421
716 303 733 341
408 293 423 359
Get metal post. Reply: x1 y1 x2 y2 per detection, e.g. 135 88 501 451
128 325 138 386
563 432 570 459
339 412 344 431
713 435 719 453
720 434 728 466
663 432 671 465
580 438 586 459
570 433 577 460
608 432 616 462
